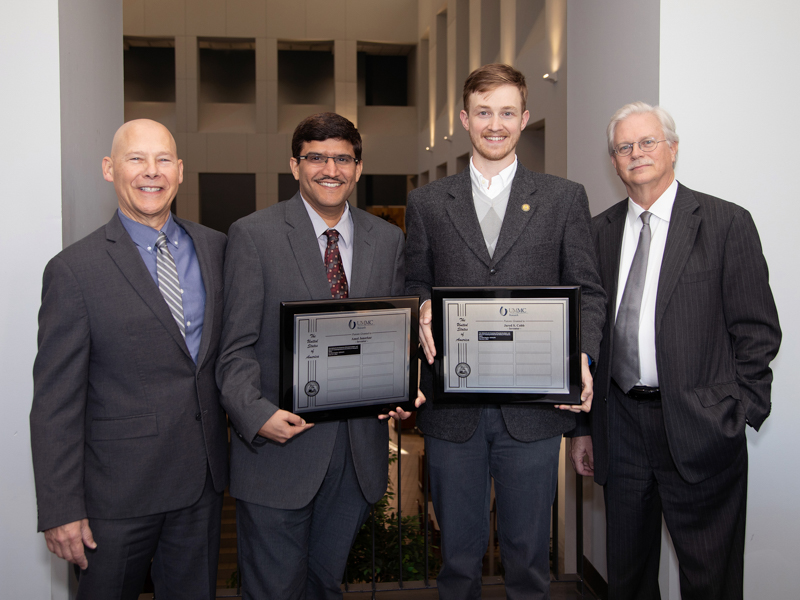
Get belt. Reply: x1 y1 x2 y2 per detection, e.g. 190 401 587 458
613 379 661 401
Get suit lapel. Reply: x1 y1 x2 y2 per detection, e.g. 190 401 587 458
443 170 492 267
491 166 537 265
655 184 701 333
601 201 628 332
178 217 214 367
349 207 375 299
285 194 335 300
105 214 192 359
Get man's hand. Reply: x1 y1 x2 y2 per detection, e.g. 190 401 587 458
258 409 314 443
44 519 96 570
556 353 593 413
569 435 595 477
379 390 427 421
419 301 436 364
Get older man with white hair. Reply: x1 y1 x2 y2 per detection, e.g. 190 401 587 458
570 102 781 600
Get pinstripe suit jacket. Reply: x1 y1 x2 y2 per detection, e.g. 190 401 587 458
580 183 781 484
405 165 606 443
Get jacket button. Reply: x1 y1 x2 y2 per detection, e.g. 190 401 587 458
489 268 497 275
195 412 202 421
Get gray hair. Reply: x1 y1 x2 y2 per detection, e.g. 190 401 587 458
607 101 679 157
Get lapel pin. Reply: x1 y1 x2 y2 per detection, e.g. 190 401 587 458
521 204 530 212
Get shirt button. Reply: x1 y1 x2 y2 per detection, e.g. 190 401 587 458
147 246 152 251
180 289 184 294
187 321 191 326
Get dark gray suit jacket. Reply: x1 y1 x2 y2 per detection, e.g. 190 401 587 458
580 183 781 484
30 213 229 532
405 165 606 443
216 194 405 508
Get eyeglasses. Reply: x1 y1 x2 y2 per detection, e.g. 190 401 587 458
613 138 668 157
296 153 360 167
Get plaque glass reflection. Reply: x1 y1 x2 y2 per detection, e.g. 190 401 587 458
432 287 581 404
280 297 419 422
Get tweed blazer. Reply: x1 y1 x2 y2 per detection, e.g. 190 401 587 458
405 165 606 443
216 194 406 508
580 183 781 484
30 213 229 531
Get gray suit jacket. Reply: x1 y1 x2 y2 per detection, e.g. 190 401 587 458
30 213 229 532
216 194 406 508
580 183 781 484
405 165 606 443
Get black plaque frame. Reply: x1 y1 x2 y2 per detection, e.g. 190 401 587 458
432 286 582 404
280 296 419 422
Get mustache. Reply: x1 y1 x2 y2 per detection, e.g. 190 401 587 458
627 158 654 171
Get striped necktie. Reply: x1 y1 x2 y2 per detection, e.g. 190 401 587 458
155 232 186 338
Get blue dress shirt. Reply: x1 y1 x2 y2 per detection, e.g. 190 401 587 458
118 210 206 363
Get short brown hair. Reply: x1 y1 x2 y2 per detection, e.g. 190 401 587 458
291 112 362 161
462 63 527 113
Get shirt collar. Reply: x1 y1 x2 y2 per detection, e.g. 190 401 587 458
469 155 518 193
301 197 354 249
118 209 182 253
626 178 678 225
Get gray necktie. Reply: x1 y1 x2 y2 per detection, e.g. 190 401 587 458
480 207 503 258
155 232 186 338
612 211 652 392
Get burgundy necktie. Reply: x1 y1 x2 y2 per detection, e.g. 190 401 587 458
324 229 349 299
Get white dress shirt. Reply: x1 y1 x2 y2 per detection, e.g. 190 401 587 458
469 155 518 223
614 178 678 387
302 198 354 285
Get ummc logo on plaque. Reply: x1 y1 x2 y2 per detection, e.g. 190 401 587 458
349 319 374 329
499 306 527 316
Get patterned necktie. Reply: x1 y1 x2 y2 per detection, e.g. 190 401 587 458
612 211 652 392
324 229 349 299
155 232 186 338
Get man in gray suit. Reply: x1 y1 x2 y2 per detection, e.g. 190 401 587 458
405 64 606 599
570 102 781 600
30 119 228 599
217 112 421 600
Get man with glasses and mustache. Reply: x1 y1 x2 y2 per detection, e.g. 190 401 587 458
217 112 422 600
569 102 781 600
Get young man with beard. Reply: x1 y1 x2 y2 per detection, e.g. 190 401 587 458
404 64 606 599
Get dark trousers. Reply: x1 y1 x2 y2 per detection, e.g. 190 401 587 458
605 383 747 600
236 421 371 600
426 407 562 600
76 468 223 600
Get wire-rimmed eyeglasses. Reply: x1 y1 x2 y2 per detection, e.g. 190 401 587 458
613 138 668 157
295 153 360 166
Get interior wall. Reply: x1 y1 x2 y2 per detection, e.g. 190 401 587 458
565 0 661 585
0 1 64 599
659 2 800 597
59 0 123 245
1 2 123 599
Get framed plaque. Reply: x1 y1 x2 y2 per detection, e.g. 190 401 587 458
280 296 419 422
431 287 581 404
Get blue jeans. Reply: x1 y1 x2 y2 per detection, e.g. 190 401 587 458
426 407 561 600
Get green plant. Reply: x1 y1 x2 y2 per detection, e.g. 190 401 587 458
345 452 441 584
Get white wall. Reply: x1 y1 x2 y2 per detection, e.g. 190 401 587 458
659 1 800 597
1 2 123 599
0 1 64 598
